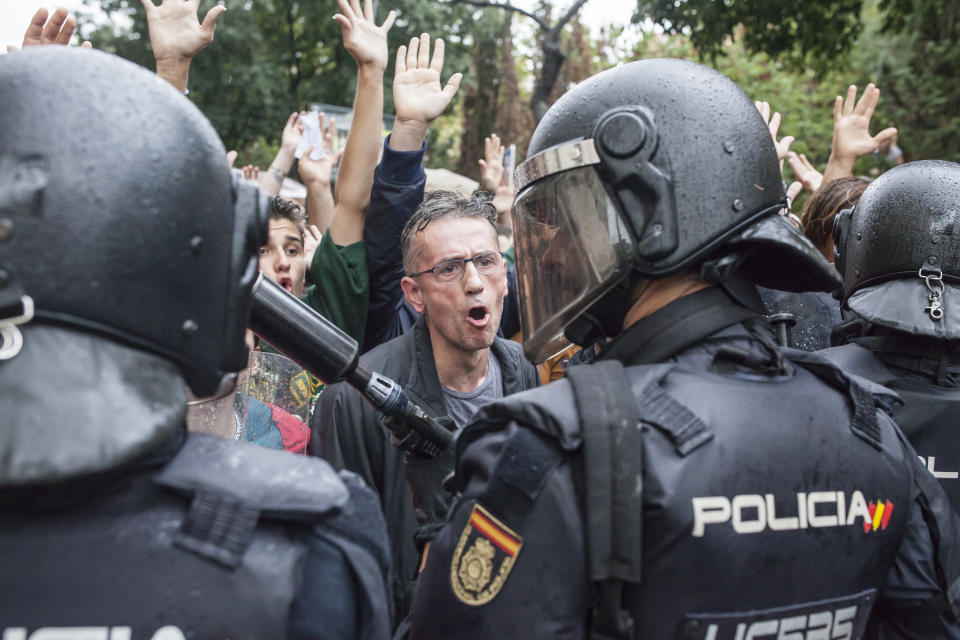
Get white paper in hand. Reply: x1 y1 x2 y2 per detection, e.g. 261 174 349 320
295 111 326 161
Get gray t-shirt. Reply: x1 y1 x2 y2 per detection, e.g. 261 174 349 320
442 351 503 430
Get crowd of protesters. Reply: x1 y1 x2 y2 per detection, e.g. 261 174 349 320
3 1 959 638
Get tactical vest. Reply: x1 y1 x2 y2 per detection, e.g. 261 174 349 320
466 345 916 640
0 433 360 640
822 342 960 515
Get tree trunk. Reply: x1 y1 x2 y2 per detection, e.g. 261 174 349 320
531 32 566 122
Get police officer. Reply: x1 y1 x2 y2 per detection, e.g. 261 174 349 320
824 160 960 516
0 48 391 639
403 60 960 639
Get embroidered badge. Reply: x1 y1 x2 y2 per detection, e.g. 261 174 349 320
450 503 523 606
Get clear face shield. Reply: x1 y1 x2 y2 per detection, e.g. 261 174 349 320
513 140 636 363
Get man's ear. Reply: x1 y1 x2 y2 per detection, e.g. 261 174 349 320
402 276 425 313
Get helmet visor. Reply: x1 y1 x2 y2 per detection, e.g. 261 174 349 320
514 166 634 362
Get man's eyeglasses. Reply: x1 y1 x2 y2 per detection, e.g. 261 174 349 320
408 251 505 284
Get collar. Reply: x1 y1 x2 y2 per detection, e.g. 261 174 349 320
599 285 760 366
407 315 524 415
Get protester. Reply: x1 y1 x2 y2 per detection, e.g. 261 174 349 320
312 189 539 618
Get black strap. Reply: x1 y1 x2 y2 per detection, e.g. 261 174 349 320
566 361 642 640
174 491 260 569
852 336 960 386
637 383 713 456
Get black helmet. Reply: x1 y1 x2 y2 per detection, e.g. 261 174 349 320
834 160 960 339
512 58 838 362
0 47 267 395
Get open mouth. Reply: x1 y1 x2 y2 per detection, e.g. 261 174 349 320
467 305 490 328
278 276 293 292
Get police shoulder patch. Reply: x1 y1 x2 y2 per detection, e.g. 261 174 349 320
450 503 523 606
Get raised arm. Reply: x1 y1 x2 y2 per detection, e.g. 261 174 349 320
326 0 396 246
822 84 897 184
142 0 225 92
257 112 304 197
361 35 463 350
755 100 795 174
298 113 343 233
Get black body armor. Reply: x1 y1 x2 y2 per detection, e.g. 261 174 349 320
407 289 960 640
822 338 960 515
0 431 392 640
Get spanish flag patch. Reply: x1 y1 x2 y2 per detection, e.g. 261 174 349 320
450 503 523 605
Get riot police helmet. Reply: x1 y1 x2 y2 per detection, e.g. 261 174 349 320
0 47 267 396
512 58 839 362
833 160 960 339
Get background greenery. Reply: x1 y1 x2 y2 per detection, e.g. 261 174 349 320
79 0 960 185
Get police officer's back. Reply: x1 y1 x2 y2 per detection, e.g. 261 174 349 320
0 48 391 639
823 160 960 516
405 60 960 639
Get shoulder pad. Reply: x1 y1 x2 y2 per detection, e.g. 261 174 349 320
818 344 898 386
155 432 349 519
785 346 901 404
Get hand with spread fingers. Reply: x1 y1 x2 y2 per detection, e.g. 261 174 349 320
390 33 463 151
259 112 304 197
787 151 824 195
142 0 226 91
755 101 794 173
334 0 396 72
823 83 897 183
479 134 505 193
9 7 92 51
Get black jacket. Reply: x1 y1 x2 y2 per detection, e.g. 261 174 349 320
407 286 960 640
309 316 539 618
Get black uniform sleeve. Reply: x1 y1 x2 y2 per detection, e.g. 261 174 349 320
407 421 588 639
867 454 960 639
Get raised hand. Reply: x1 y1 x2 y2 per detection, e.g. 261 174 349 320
755 101 794 173
394 34 463 127
832 84 897 158
479 134 505 193
280 112 304 153
787 151 824 194
823 84 897 184
10 8 92 51
142 0 225 63
301 224 324 270
297 116 343 188
334 0 396 71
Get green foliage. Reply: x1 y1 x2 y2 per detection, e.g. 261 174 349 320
633 0 960 167
636 0 865 74
858 0 960 162
79 0 475 164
